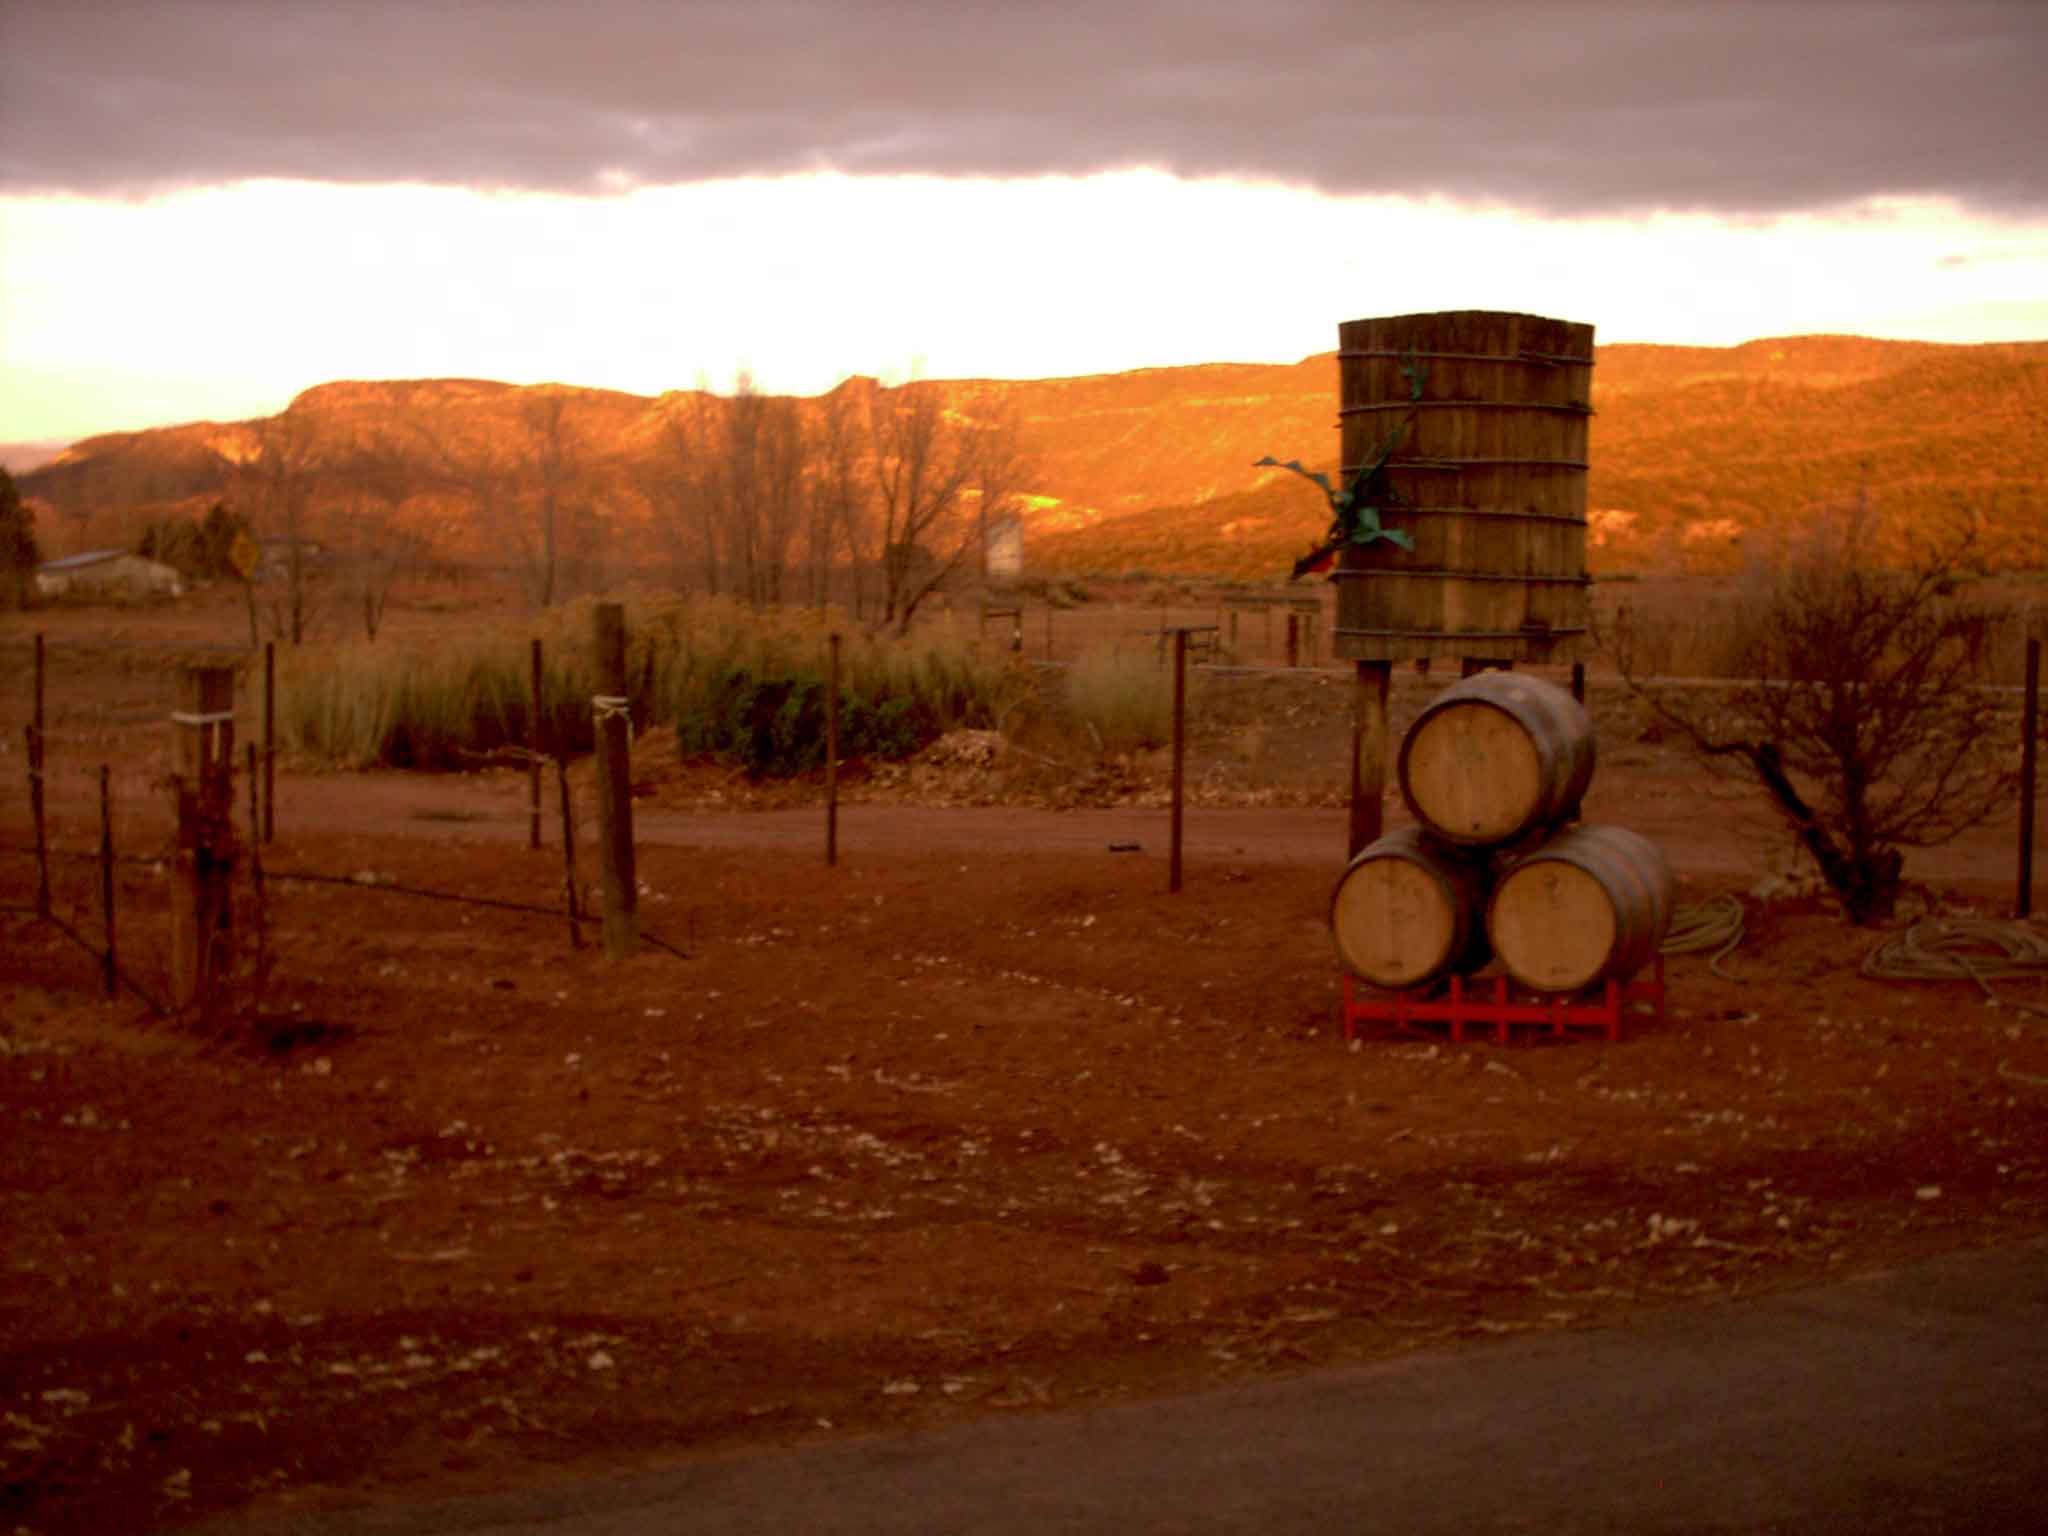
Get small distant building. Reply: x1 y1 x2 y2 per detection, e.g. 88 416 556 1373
34 549 185 600
984 514 1024 581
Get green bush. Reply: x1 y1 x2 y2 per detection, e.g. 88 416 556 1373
667 599 1022 777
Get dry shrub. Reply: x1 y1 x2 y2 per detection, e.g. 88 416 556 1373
276 592 1027 776
1622 507 2017 923
1061 646 1181 754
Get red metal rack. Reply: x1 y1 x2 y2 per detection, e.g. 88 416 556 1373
1342 955 1666 1045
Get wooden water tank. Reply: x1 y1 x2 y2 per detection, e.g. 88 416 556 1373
1487 824 1674 993
1330 826 1491 989
1332 311 1593 663
1399 671 1595 847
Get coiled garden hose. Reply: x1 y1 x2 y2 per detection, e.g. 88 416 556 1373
1861 918 2048 1018
1659 894 1747 980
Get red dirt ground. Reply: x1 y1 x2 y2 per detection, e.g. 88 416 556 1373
4 610 2046 1534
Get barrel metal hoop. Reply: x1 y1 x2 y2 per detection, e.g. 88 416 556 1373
1326 501 1588 526
1336 457 1592 471
1336 348 1595 368
1331 569 1592 586
1339 400 1594 416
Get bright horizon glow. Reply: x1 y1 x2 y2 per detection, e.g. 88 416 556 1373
4 170 2046 443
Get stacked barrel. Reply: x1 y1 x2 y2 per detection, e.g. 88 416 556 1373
1331 672 1674 995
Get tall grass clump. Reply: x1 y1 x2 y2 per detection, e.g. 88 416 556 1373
664 597 1025 777
1062 645 1178 753
275 633 602 769
276 593 1026 776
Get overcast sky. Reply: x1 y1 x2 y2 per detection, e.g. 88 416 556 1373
4 0 2045 442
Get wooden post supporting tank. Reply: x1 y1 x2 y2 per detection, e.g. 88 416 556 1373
1348 660 1392 858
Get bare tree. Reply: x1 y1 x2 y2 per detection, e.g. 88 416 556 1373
745 386 806 607
969 401 1028 589
408 388 594 610
806 381 869 612
866 381 1024 633
230 409 324 644
337 426 428 640
640 394 723 595
711 377 765 604
518 390 577 608
1618 508 2015 923
641 373 809 606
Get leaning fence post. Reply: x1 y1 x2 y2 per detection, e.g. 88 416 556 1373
170 665 236 1009
557 757 583 950
592 603 638 959
245 741 267 983
263 640 276 844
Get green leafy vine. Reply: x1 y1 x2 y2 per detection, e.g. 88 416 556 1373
1262 353 1429 578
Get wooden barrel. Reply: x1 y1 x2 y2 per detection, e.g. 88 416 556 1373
1399 671 1595 847
1486 824 1674 993
1330 826 1491 989
1331 310 1593 664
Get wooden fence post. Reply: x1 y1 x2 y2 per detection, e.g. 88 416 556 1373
1170 629 1187 893
529 637 545 851
1348 660 1391 858
245 741 268 987
592 603 638 959
557 758 583 950
263 640 276 844
826 632 841 867
1286 614 1300 670
170 665 236 1009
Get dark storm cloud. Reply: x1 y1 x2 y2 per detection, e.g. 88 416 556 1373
3 0 2043 215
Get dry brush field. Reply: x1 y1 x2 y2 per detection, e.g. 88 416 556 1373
3 586 2047 1533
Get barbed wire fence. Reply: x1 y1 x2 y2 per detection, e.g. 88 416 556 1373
4 632 691 1021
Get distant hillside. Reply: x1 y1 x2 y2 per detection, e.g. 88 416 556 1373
0 441 71 475
18 334 2047 580
1033 336 2048 578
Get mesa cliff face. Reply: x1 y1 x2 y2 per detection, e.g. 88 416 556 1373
16 335 2047 578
